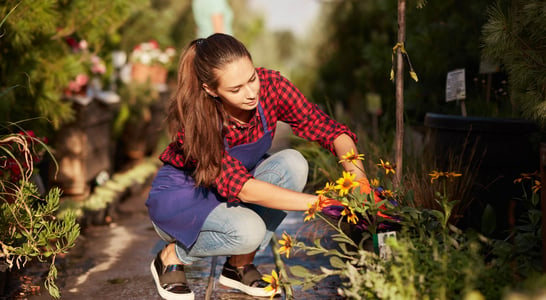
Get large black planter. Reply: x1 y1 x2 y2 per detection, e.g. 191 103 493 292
424 113 539 237
0 261 6 297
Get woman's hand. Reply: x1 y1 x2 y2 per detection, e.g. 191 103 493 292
238 179 317 211
333 134 367 180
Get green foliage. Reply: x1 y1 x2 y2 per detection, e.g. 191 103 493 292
481 0 546 128
0 0 146 133
117 0 194 56
0 131 80 299
312 0 500 137
75 157 160 214
112 81 161 138
278 155 543 299
492 172 543 278
292 137 340 193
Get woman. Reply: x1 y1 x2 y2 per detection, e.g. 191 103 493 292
146 33 366 300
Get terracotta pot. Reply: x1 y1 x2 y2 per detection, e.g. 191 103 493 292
131 63 167 85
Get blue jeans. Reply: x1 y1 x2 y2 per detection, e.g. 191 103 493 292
153 149 309 264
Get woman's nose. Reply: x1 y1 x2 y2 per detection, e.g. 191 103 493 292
245 85 256 99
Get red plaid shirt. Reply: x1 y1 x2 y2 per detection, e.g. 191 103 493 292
159 67 357 202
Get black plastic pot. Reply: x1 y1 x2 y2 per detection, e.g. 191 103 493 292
0 260 8 297
424 113 539 237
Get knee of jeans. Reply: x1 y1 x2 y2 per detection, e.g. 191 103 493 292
282 149 308 191
231 217 267 253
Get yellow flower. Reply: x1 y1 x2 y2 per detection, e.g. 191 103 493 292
316 182 335 196
339 149 365 164
370 178 380 187
377 159 396 175
278 231 293 258
341 207 359 224
334 171 359 196
304 200 319 222
262 269 280 299
381 189 394 198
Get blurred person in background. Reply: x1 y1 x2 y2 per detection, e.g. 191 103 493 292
192 0 233 38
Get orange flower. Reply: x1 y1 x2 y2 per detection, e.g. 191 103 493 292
316 194 342 209
428 170 443 183
262 269 280 299
532 180 541 194
339 149 365 164
513 171 539 184
334 171 359 196
377 159 396 174
429 170 462 183
445 171 462 181
356 178 372 195
278 231 293 258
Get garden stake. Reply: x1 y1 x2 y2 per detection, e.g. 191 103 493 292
205 256 217 300
540 143 546 272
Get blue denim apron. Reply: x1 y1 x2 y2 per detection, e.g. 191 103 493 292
146 103 272 247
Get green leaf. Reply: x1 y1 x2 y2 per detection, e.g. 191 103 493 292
480 204 496 235
320 266 335 275
329 256 345 269
289 265 312 278
429 210 444 224
306 250 325 256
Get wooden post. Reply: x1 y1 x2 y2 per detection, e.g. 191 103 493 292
394 0 406 185
540 143 546 272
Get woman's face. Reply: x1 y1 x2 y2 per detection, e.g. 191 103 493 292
206 56 260 120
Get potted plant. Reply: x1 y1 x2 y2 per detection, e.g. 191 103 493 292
128 40 176 90
112 41 176 168
0 129 80 299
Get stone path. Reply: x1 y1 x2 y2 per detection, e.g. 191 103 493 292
25 184 343 300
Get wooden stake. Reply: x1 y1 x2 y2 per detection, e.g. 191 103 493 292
540 143 546 272
394 0 406 186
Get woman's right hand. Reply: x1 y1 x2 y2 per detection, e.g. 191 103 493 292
238 178 318 211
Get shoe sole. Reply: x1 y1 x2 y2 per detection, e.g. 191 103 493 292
218 274 280 298
150 260 195 300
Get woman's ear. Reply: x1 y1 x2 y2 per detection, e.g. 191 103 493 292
202 84 218 98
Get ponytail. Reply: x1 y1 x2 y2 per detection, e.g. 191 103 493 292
166 34 252 187
166 40 224 187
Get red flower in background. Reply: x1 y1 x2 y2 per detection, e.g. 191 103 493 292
0 131 48 185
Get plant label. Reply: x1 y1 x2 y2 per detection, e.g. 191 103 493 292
373 231 397 259
446 69 466 102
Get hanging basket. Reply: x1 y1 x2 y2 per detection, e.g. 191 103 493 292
131 63 167 85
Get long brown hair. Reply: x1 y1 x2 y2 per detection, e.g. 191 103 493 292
166 34 252 187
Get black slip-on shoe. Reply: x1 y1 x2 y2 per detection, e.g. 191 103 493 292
150 251 194 300
218 259 281 297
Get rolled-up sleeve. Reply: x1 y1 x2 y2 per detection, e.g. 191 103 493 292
213 152 253 203
268 71 357 154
